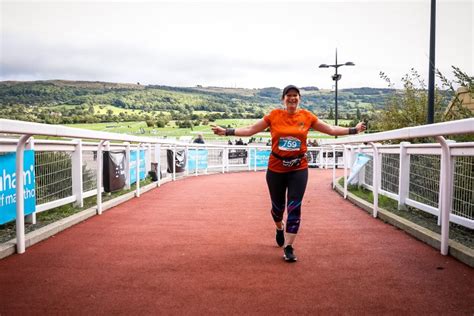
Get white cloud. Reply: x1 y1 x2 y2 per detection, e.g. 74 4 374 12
1 1 472 89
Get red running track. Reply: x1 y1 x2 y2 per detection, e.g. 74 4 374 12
0 169 473 315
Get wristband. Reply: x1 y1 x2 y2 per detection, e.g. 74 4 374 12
349 127 357 135
225 128 235 136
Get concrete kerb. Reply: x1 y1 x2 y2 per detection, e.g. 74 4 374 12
333 177 474 268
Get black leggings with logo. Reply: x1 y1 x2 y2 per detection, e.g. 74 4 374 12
265 168 308 234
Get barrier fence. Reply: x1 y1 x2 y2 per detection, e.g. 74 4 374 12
321 118 474 255
0 118 473 256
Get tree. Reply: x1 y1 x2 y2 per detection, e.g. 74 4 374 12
437 66 473 142
145 120 156 127
328 107 334 119
375 68 444 132
437 66 473 121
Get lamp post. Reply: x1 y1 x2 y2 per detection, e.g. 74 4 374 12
319 49 355 128
427 0 436 124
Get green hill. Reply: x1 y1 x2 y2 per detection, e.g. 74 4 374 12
0 80 395 124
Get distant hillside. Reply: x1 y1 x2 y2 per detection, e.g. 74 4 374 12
0 80 395 124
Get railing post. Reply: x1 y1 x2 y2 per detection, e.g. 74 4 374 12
248 147 251 171
436 140 456 226
357 145 365 186
146 143 152 174
342 145 349 198
124 142 131 190
325 147 330 169
155 144 161 187
185 145 189 176
172 145 176 181
350 147 357 172
317 147 323 168
331 145 336 189
368 142 380 218
225 147 229 173
435 136 454 255
15 134 32 254
136 143 141 197
204 146 208 175
105 142 111 198
96 140 107 215
72 139 84 208
195 146 199 176
222 147 226 174
398 141 410 210
25 137 36 225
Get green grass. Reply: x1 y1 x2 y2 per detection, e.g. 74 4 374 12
65 118 350 140
67 121 149 134
94 104 156 115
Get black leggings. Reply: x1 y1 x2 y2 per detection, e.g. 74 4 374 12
265 168 308 234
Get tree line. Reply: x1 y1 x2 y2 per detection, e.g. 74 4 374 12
0 81 397 125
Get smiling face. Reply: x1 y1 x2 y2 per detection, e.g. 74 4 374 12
283 89 300 113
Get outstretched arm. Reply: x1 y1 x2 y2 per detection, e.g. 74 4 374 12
212 119 269 137
312 120 366 136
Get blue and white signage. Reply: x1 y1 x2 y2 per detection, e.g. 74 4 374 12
188 149 208 170
0 150 36 224
278 136 301 152
130 150 146 184
249 149 271 168
347 153 372 185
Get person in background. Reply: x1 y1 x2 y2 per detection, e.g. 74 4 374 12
193 133 205 144
212 85 365 262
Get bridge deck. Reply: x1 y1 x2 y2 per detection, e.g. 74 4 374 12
0 169 472 314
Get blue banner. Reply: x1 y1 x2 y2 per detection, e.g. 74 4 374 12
188 149 208 170
130 150 146 184
348 153 372 185
249 149 270 168
0 150 36 224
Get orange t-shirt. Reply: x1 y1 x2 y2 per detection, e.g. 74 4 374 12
263 109 318 173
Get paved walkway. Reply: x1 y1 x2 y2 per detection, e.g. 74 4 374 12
0 170 473 315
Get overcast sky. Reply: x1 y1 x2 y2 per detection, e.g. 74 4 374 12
1 0 472 89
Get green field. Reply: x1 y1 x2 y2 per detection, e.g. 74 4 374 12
67 118 353 141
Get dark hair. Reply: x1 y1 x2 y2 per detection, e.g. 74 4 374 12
282 85 300 99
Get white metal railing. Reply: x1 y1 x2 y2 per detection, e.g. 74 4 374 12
1 118 473 257
321 118 474 256
336 142 474 227
0 118 277 254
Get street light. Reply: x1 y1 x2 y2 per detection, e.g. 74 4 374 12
319 49 355 128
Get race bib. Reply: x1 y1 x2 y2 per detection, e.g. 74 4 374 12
278 136 301 151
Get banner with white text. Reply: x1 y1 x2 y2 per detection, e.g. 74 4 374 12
130 150 146 184
0 150 36 224
249 149 271 168
188 149 208 170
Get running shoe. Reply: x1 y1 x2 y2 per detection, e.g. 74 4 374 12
283 245 297 262
276 227 285 247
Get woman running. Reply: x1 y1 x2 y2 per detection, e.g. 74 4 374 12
212 85 365 262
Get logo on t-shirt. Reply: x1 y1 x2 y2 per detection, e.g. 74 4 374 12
278 136 301 151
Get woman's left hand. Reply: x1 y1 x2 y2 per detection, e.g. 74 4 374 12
356 122 366 133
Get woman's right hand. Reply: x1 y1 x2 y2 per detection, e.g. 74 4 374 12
211 125 226 136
